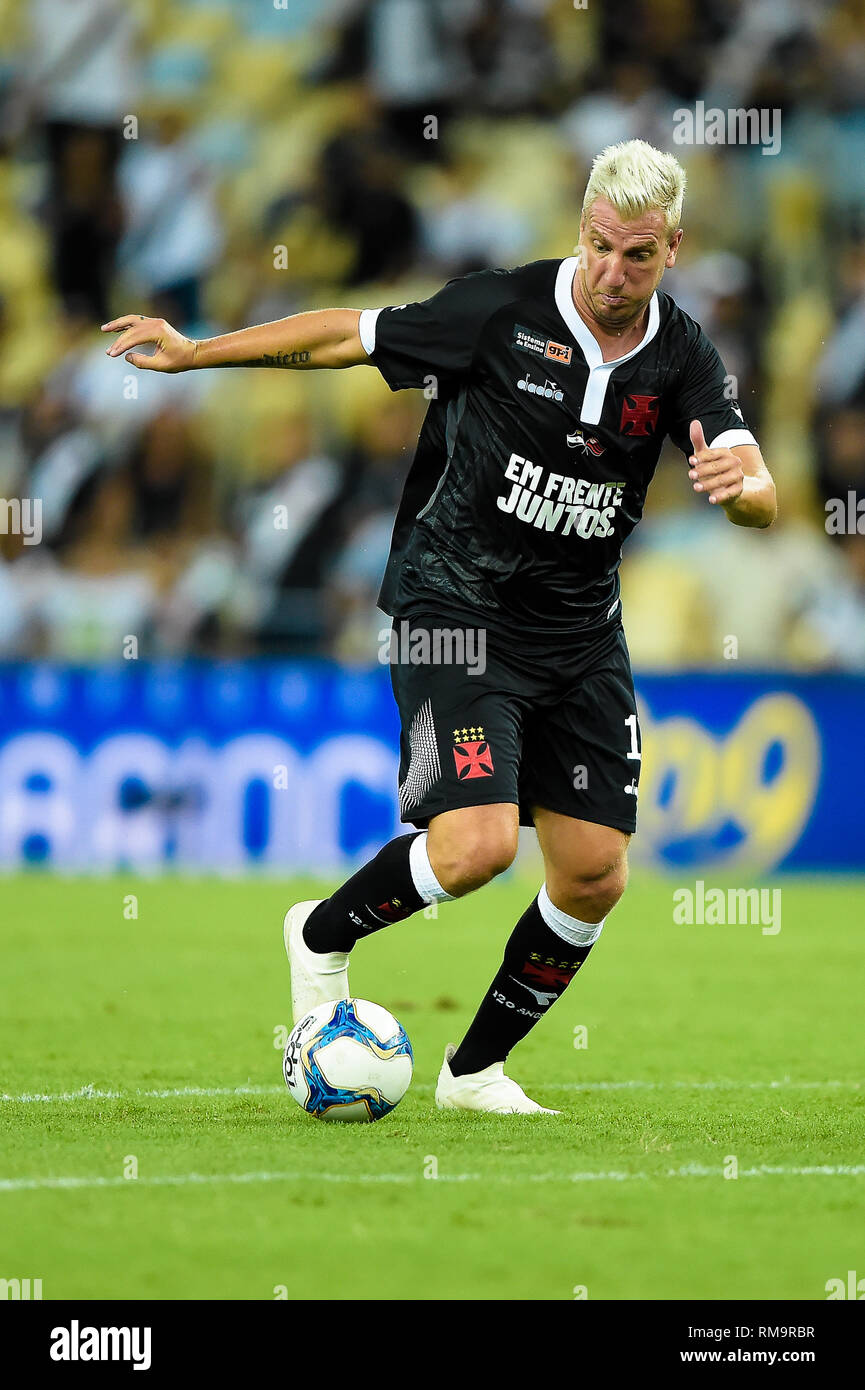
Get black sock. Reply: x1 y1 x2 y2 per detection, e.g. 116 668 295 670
303 833 426 954
449 895 597 1076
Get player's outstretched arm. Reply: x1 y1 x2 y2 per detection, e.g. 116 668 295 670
101 309 367 373
688 420 777 528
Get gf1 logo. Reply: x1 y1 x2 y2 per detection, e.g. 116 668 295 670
545 339 572 365
825 1270 865 1299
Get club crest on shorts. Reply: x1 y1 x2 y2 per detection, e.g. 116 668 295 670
452 725 494 779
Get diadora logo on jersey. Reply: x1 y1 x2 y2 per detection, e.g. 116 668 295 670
620 393 660 436
452 725 494 780
731 402 744 420
567 426 605 456
512 323 572 366
517 372 563 401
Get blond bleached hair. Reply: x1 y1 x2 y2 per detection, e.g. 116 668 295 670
582 140 686 241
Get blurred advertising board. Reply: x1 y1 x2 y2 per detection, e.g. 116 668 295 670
0 664 860 874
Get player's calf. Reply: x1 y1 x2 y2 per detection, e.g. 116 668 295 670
448 885 606 1077
299 832 445 956
442 817 631 1090
300 805 518 957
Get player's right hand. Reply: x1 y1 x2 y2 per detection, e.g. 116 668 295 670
101 315 197 372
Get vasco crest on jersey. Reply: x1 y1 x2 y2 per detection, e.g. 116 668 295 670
619 392 660 437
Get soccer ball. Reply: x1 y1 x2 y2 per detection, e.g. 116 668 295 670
283 998 413 1122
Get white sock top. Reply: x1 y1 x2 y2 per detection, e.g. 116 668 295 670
538 883 605 947
409 831 454 904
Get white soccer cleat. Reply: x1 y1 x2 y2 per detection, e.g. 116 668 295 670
283 900 350 1023
435 1044 560 1115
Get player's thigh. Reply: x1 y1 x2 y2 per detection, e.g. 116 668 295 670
427 803 520 894
533 806 629 909
389 619 527 830
520 628 642 839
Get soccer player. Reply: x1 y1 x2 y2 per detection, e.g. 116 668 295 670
104 140 776 1114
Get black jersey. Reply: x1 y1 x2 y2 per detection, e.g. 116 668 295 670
360 257 756 640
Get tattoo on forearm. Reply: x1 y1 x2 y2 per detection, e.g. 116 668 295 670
249 351 311 367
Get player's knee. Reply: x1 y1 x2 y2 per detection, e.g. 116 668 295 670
429 828 518 896
553 851 628 919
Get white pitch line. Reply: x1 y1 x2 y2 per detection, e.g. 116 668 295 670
1 1078 861 1104
1 1163 864 1195
549 1078 863 1093
0 1084 281 1104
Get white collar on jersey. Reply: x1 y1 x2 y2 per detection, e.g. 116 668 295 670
554 256 660 427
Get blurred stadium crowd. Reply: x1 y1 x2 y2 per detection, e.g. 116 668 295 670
1 0 865 668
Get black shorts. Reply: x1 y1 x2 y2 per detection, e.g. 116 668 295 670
389 615 641 835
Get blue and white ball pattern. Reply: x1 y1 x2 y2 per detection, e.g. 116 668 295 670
283 998 413 1122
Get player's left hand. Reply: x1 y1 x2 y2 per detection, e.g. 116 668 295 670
688 420 744 506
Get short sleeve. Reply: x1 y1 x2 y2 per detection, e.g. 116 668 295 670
360 267 517 392
667 330 758 455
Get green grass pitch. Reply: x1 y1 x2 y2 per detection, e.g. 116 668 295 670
1 872 862 1301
